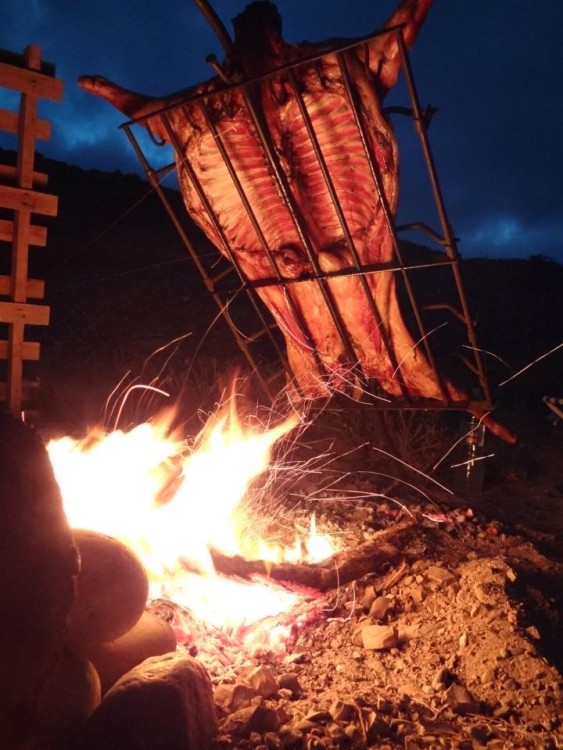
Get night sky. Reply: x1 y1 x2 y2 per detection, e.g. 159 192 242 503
2 0 562 263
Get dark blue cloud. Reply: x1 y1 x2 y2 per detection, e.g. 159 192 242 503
1 0 562 262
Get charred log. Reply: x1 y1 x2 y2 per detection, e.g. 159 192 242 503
209 520 415 592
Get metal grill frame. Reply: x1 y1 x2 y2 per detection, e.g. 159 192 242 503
120 25 494 415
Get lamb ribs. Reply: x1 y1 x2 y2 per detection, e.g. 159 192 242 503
79 0 515 443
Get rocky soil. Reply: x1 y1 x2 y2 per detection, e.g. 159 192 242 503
155 453 563 750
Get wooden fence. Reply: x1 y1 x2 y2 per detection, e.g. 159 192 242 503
0 45 62 416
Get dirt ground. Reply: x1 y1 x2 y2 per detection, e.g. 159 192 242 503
151 408 562 750
15 154 563 748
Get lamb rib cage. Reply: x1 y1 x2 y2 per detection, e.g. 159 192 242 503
121 26 493 414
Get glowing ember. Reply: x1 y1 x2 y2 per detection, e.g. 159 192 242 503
47 400 338 639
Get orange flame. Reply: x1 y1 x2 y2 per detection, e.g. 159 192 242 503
47 399 337 636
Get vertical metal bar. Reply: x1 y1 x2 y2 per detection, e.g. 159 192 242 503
396 32 493 407
159 106 325 392
336 48 451 404
234 80 366 382
194 97 326 377
122 121 279 401
192 0 234 55
285 65 411 401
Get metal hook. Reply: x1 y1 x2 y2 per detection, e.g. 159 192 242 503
206 53 233 84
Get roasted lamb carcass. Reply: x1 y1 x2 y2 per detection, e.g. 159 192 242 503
79 0 515 443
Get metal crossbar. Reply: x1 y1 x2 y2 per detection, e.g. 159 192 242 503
121 27 493 414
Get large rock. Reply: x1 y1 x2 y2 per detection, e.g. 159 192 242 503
84 610 177 693
67 529 149 648
31 648 101 749
77 652 217 750
0 414 78 750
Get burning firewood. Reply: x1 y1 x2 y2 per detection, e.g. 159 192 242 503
209 519 415 592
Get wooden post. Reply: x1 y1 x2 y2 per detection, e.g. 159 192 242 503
0 45 62 416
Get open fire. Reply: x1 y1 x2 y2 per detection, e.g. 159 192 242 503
46 398 338 643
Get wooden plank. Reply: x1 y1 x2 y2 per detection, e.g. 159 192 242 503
0 48 55 77
0 218 47 246
0 162 49 187
0 380 40 407
0 45 56 416
11 211 32 301
0 62 63 101
0 184 58 216
6 321 25 412
0 301 50 325
0 109 51 140
0 275 44 299
0 340 40 360
18 46 40 190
